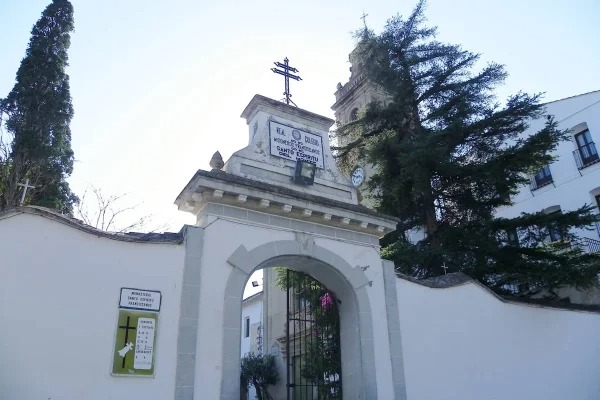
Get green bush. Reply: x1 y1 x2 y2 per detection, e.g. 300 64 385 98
240 353 279 400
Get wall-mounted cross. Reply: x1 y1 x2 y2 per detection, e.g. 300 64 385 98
17 179 36 206
441 263 448 275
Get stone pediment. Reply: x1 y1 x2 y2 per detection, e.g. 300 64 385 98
174 169 397 237
175 94 396 237
222 95 361 205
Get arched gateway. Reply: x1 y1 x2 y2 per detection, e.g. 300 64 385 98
174 95 407 399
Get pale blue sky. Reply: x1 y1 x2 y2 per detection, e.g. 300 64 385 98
1 0 599 232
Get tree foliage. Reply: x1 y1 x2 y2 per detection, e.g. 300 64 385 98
0 0 77 214
240 353 279 400
335 0 600 297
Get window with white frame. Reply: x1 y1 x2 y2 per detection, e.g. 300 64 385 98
532 165 553 189
547 213 564 242
545 208 566 243
571 124 599 169
244 316 250 338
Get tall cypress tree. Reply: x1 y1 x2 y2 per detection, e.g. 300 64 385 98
336 1 600 297
0 0 77 214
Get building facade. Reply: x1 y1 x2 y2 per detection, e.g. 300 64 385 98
241 291 264 357
240 291 263 400
495 90 600 303
495 90 600 244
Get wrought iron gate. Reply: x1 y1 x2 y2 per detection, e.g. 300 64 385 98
285 269 342 400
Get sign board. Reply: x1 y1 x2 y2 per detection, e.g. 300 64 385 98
269 121 325 169
112 309 158 376
119 288 161 312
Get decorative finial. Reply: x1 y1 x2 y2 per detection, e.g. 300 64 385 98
209 151 224 170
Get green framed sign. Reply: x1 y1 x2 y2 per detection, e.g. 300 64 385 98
112 309 158 376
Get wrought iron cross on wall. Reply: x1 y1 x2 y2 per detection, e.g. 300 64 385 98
271 57 302 107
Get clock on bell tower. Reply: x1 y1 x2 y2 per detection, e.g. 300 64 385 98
331 44 390 208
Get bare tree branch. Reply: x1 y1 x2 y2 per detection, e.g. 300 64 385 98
74 185 167 233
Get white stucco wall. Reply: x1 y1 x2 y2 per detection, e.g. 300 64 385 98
0 212 185 400
396 277 600 400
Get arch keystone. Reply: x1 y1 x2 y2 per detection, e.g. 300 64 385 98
274 240 303 257
294 232 316 256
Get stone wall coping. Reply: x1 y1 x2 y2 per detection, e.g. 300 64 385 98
0 206 184 244
397 271 600 314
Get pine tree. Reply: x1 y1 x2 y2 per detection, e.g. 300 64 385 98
336 1 600 297
0 0 77 214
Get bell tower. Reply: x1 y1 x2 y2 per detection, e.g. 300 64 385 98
331 45 390 207
331 46 388 126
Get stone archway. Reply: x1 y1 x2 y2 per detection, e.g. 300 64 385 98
222 239 377 400
173 93 406 400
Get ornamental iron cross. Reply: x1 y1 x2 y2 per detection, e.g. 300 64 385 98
271 57 302 107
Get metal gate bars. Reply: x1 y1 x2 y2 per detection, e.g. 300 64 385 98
285 269 342 400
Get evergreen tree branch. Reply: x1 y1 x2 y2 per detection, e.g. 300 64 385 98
335 0 600 296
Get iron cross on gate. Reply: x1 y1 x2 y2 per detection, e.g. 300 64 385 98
271 57 302 107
